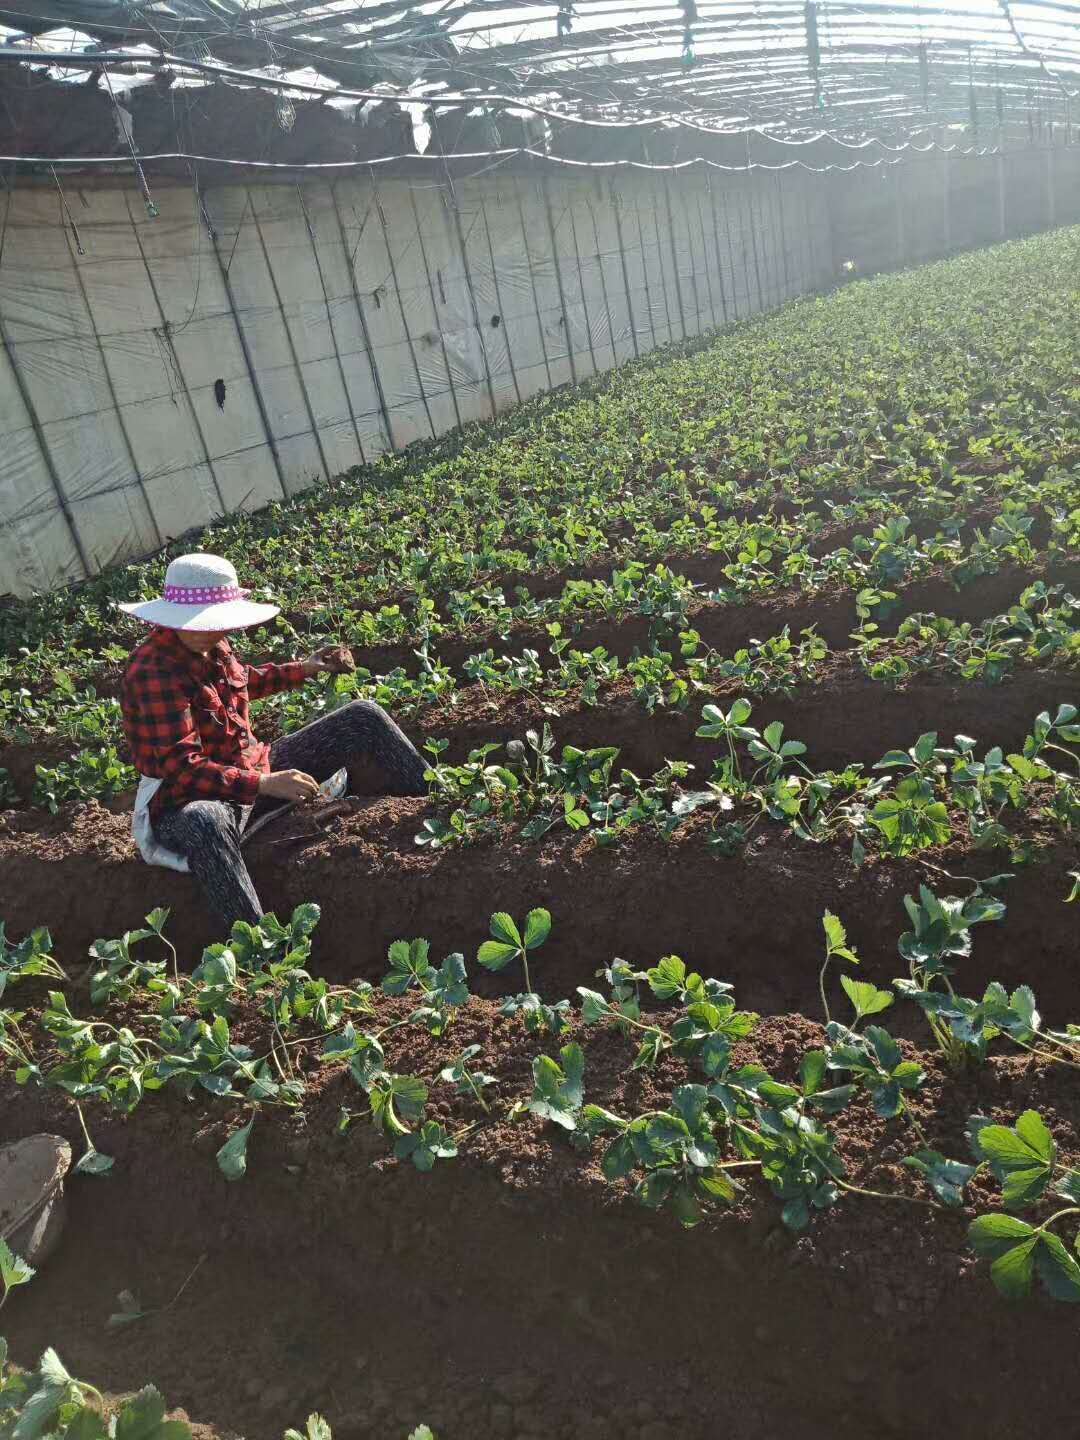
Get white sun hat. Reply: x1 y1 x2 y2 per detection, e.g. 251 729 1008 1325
117 553 279 632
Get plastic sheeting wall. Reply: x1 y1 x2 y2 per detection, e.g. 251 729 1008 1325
831 147 1080 270
0 150 1074 597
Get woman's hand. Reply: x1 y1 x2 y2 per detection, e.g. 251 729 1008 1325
258 769 320 802
301 645 356 678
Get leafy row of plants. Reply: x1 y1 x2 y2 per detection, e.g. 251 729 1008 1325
3 229 1078 698
5 877 1080 1304
415 701 1080 864
6 568 1074 815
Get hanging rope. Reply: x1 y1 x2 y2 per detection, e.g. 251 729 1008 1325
102 68 158 217
680 0 697 69
50 165 84 254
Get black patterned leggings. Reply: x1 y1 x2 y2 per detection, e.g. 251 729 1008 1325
154 700 427 933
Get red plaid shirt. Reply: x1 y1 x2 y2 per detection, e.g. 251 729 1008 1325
121 627 306 818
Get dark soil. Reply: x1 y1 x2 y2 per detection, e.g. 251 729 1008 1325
3 1000 1080 1440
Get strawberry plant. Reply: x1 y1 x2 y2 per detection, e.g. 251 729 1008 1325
523 1041 585 1131
892 885 1007 1063
30 747 135 813
583 1085 741 1227
476 908 563 1033
0 1345 193 1438
394 1120 458 1172
438 1045 495 1111
824 1025 924 1121
382 938 470 1036
968 1111 1080 1302
0 925 67 999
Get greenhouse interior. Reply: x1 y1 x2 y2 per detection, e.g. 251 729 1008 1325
1 1 1080 1438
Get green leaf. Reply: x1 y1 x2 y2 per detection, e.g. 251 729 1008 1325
976 1111 1056 1206
977 1125 1041 1166
0 1236 35 1294
74 1149 115 1177
903 1149 976 1206
781 1197 810 1231
382 937 432 995
840 974 893 1019
990 1238 1037 1299
283 1420 334 1440
822 911 847 953
1015 1109 1055 1163
866 1025 902 1074
372 1074 428 1137
1034 1232 1080 1303
38 1347 73 1388
488 912 522 948
800 1050 827 1096
699 1170 739 1203
527 1042 585 1129
522 908 551 950
476 940 517 971
114 1387 168 1440
633 1029 665 1070
1001 1166 1054 1210
215 1117 253 1182
62 1410 110 1440
671 1181 704 1227
757 1080 800 1107
969 1212 1036 1258
577 987 611 1023
289 903 322 939
647 955 687 1000
601 1133 636 1181
1054 1169 1080 1205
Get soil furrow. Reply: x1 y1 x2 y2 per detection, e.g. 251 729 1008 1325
411 664 1078 778
3 801 1075 1025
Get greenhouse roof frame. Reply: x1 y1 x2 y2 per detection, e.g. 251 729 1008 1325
0 0 1077 148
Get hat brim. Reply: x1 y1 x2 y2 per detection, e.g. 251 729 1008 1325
117 598 280 631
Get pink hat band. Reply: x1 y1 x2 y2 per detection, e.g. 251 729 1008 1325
163 583 250 605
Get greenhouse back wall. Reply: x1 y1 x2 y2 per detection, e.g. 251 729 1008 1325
2 146 1078 598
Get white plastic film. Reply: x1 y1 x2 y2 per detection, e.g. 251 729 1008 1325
3 151 1069 596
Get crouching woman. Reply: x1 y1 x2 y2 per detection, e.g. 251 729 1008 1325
119 553 427 930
